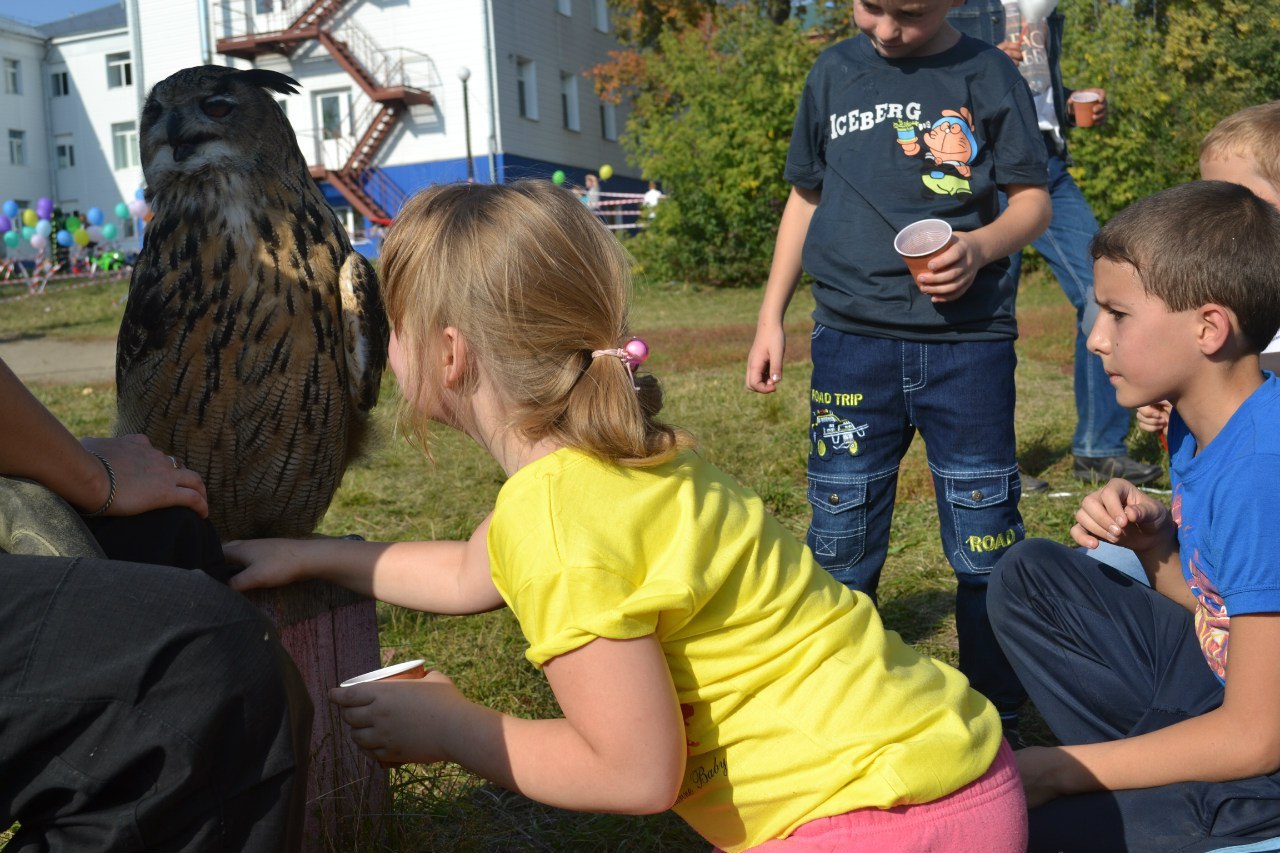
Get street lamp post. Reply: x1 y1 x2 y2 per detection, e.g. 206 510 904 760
457 66 474 182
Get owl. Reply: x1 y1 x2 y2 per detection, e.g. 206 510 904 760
116 66 389 540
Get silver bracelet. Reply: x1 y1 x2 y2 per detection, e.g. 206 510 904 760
82 451 117 517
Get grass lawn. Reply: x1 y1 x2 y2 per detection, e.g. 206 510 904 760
2 266 1166 851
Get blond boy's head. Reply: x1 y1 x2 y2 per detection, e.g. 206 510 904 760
1199 101 1280 208
1090 180 1280 354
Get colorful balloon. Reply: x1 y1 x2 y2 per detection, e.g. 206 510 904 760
21 225 33 240
56 229 73 248
0 215 9 232
35 197 53 219
73 228 91 247
2 200 18 219
102 223 118 241
599 164 614 181
35 220 51 238
127 199 147 218
114 202 129 219
2 231 17 248
86 207 104 226
21 209 37 227
551 169 566 186
29 233 47 251
65 215 81 231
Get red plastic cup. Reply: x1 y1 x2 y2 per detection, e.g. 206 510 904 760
894 219 956 286
1069 91 1101 127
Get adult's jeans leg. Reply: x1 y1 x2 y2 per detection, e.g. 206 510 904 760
912 340 1025 714
1028 153 1130 458
0 555 312 853
806 326 914 600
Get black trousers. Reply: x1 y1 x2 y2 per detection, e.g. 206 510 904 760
989 539 1280 853
0 555 312 852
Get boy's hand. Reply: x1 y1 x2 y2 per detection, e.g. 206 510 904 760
1016 746 1094 808
1136 400 1172 434
746 321 786 393
1071 478 1175 555
225 537 315 591
915 233 979 303
330 670 466 767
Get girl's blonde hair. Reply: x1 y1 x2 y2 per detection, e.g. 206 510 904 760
380 180 691 466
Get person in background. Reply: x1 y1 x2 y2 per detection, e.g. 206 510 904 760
948 0 1162 491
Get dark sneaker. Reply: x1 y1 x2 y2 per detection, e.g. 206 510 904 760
1019 469 1049 495
1073 455 1163 486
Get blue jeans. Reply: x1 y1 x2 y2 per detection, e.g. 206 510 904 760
806 327 1026 712
1005 141 1131 458
990 540 1280 852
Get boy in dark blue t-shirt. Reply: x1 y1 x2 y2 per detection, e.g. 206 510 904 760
746 0 1050 738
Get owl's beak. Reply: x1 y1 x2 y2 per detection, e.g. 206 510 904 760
167 112 198 163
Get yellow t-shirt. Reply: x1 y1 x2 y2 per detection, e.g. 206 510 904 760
488 448 1000 852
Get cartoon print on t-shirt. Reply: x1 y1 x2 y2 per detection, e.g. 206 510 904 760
895 106 978 196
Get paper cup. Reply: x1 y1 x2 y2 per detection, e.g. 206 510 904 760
894 219 955 286
339 659 427 687
1069 91 1101 127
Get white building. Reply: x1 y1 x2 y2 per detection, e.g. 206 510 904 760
1 0 635 255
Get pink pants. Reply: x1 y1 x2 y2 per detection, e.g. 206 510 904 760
739 739 1027 852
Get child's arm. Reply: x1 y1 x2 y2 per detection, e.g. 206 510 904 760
1070 478 1194 608
225 513 504 615
1018 613 1280 806
917 183 1051 303
330 633 688 813
746 185 820 393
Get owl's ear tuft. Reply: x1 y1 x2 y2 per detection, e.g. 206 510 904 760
234 69 301 96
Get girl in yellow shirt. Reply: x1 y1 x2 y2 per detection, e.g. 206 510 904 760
227 180 1025 851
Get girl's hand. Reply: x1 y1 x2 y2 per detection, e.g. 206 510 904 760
1070 478 1175 555
330 670 465 767
224 537 316 591
915 233 978 303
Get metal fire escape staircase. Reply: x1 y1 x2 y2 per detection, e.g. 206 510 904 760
215 0 433 225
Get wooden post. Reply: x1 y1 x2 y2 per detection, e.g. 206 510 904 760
249 581 389 852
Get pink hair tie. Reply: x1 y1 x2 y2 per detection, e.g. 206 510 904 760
591 337 650 390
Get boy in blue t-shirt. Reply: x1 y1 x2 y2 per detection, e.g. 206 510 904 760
989 180 1280 851
746 0 1050 737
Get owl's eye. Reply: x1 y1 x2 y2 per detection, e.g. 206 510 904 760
201 96 235 118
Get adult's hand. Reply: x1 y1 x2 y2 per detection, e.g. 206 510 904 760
81 434 209 518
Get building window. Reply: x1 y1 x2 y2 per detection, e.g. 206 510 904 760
51 70 70 97
600 101 618 141
593 0 609 32
106 52 132 89
255 0 273 11
516 58 538 120
3 59 20 95
556 0 571 15
560 72 580 132
112 122 139 169
56 137 75 169
319 93 346 139
8 130 25 165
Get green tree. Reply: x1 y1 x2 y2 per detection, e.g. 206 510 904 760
1060 0 1280 221
598 7 820 286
